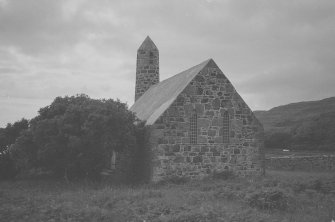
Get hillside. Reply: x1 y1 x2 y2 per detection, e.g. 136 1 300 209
254 97 335 150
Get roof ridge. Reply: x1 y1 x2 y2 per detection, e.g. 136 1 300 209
130 58 213 125
158 58 212 85
137 58 212 99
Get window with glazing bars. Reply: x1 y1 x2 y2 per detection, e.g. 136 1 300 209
189 110 197 144
223 111 230 143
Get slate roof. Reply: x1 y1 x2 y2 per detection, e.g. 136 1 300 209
130 58 213 125
138 36 158 51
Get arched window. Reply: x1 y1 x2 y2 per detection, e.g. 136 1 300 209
189 109 197 144
223 111 230 143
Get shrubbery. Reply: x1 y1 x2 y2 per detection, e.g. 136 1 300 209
0 151 17 180
1 95 148 182
0 118 28 180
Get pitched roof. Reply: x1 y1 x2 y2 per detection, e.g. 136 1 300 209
138 36 158 51
130 58 213 125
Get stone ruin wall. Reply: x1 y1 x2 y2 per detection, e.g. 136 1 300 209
149 64 264 181
266 155 335 171
135 49 159 101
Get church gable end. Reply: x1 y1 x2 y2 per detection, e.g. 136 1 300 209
150 59 264 181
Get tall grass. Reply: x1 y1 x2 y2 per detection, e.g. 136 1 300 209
1 170 334 222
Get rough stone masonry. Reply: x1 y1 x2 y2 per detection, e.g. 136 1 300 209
135 36 159 101
131 37 264 182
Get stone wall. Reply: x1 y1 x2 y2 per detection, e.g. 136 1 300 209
265 155 335 171
151 143 263 181
149 61 264 182
135 48 159 101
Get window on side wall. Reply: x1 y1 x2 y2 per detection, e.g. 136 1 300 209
223 111 230 144
190 109 197 144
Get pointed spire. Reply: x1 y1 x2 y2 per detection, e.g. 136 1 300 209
138 36 158 51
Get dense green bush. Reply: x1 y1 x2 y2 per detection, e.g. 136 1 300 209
9 95 148 182
0 152 17 180
0 119 29 151
0 119 28 180
132 121 151 183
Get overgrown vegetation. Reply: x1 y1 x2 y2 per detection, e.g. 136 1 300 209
0 118 28 180
255 97 335 151
0 94 149 182
0 170 334 222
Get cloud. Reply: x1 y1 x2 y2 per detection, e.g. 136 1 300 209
0 0 335 126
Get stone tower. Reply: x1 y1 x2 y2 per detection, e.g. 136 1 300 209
135 36 159 101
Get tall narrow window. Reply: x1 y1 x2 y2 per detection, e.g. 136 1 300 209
190 109 197 144
110 150 117 170
223 111 230 143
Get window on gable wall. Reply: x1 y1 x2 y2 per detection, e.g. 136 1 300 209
190 109 197 144
222 111 230 144
110 150 117 170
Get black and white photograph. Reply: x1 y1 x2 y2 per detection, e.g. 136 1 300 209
0 0 335 221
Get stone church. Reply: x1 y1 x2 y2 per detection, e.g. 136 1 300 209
130 36 264 182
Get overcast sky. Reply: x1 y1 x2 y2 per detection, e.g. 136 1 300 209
0 0 335 127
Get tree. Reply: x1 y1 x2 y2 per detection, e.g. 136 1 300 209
0 118 28 153
10 94 145 181
0 118 28 180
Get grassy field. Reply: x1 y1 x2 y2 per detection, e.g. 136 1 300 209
1 170 335 222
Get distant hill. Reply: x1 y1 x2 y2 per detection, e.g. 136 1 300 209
254 97 335 151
